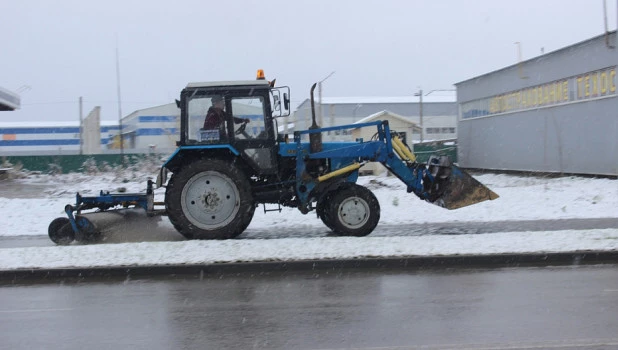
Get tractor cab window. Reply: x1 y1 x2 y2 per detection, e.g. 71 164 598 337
187 94 228 144
230 96 268 140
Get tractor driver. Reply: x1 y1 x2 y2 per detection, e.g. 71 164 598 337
203 95 249 140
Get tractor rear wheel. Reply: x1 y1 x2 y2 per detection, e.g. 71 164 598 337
327 184 380 237
165 159 255 240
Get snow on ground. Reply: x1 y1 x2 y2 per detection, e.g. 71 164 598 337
1 230 617 270
0 171 616 269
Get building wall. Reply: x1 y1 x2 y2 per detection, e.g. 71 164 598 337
0 121 119 156
293 99 457 142
125 116 179 151
456 32 618 176
83 106 101 154
118 103 180 152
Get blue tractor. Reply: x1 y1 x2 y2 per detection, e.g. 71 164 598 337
48 71 498 244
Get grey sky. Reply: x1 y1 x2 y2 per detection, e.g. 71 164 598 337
2 0 616 122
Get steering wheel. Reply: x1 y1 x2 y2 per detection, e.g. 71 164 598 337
234 120 250 137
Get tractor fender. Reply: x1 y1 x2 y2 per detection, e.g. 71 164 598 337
162 145 240 174
314 178 357 206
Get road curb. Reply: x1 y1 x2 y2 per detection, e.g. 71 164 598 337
1 250 617 283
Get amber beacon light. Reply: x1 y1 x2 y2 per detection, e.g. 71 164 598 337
256 69 266 80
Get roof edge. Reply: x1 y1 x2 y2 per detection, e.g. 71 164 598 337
455 30 617 85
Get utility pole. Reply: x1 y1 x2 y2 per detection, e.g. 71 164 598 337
414 89 423 142
419 90 423 142
79 96 83 155
603 0 615 48
515 41 528 79
115 37 124 162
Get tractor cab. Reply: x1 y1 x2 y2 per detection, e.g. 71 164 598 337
176 71 290 175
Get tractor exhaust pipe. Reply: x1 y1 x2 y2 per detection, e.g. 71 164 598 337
309 82 322 153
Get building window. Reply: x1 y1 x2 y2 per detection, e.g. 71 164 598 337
441 127 456 134
426 127 440 134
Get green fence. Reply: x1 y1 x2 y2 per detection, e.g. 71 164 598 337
413 139 457 163
1 154 166 174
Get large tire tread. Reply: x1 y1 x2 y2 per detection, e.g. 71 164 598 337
327 184 380 237
165 159 254 240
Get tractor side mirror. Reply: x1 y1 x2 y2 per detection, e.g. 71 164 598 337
273 95 281 111
283 93 290 110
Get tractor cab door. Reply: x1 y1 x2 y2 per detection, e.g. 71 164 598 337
227 94 278 175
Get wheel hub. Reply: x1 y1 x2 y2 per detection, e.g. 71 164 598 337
202 191 222 210
181 171 240 229
338 197 369 228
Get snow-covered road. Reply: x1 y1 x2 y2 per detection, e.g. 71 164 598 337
0 172 616 269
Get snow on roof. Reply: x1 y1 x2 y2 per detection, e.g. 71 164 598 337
319 94 456 105
124 103 179 120
354 110 421 130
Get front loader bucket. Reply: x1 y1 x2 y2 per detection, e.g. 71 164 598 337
433 165 499 209
422 156 499 210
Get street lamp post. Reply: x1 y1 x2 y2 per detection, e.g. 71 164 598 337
414 89 423 142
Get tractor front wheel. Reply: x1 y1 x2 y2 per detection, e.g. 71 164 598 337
165 159 255 240
316 192 335 230
327 184 380 237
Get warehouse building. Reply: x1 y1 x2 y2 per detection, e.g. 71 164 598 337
0 107 119 156
456 31 618 176
111 94 457 152
0 122 120 156
292 94 457 142
117 103 180 153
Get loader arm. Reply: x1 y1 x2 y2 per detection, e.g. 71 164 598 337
292 120 498 212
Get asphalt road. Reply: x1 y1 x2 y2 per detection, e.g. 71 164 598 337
1 265 617 349
2 217 618 248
